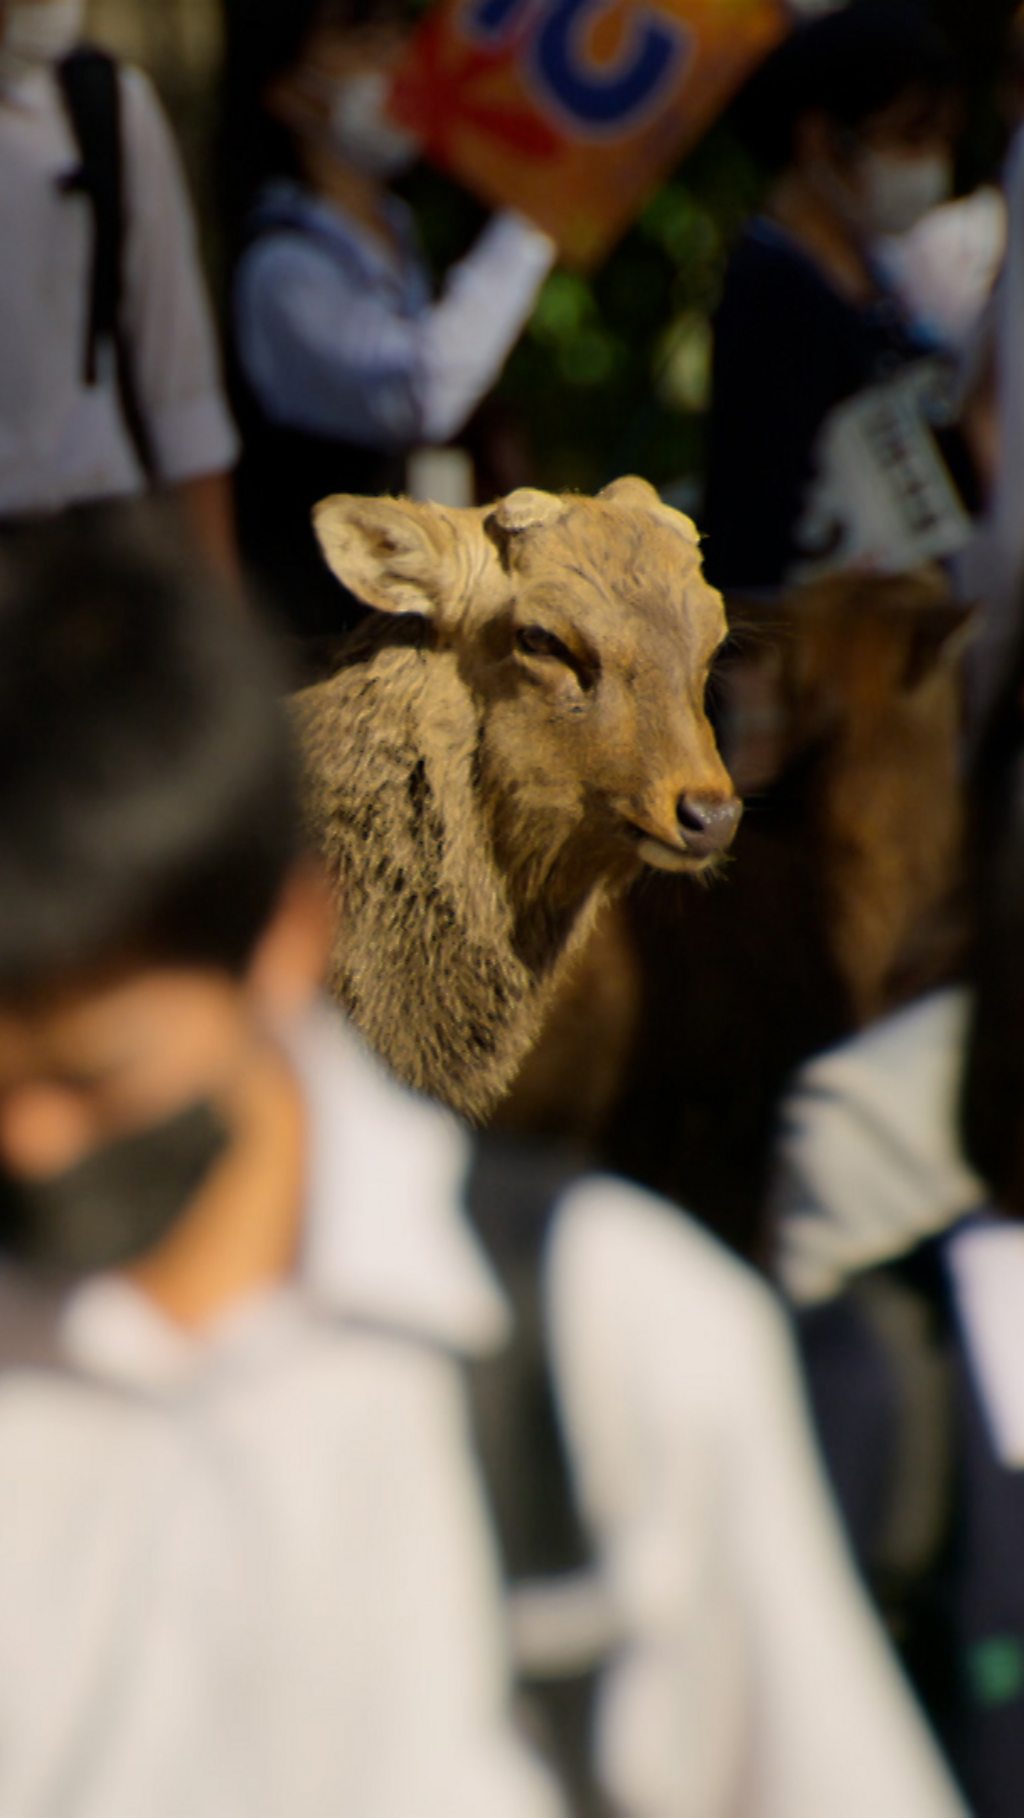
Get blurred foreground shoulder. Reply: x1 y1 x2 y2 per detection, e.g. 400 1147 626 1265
546 1174 794 1420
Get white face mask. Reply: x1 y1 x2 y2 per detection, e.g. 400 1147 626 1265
856 149 952 238
327 71 420 180
0 0 85 85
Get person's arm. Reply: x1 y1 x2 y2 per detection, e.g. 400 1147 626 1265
236 212 554 454
770 992 980 1307
118 68 240 573
173 471 241 588
416 212 555 443
546 1181 967 1818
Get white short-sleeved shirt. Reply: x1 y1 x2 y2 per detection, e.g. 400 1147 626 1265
0 60 237 516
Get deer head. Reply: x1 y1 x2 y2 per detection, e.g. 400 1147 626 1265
313 475 740 875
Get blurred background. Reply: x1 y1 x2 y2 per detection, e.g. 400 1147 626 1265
85 0 1019 497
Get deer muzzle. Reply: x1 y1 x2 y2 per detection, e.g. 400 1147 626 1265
675 791 742 859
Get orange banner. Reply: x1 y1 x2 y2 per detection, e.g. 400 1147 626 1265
390 0 790 267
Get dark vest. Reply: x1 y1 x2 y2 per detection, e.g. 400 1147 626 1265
230 217 404 646
800 1221 1024 1818
233 385 403 644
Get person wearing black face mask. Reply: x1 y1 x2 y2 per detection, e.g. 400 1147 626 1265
0 1099 230 1276
0 513 564 1818
702 0 975 595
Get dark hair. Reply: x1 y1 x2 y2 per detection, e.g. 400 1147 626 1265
0 508 302 997
218 0 414 245
959 621 1024 1213
218 0 324 247
732 0 957 173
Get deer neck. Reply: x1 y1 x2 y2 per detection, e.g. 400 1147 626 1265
485 792 638 978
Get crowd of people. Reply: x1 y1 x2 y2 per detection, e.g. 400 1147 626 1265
2 0 1024 1814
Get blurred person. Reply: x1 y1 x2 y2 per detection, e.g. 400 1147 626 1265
221 0 555 644
703 0 974 595
771 623 1024 1814
876 182 1006 356
0 513 563 1818
957 4 1024 717
0 0 239 574
467 1137 971 1817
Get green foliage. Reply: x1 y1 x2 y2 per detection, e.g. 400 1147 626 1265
491 125 761 492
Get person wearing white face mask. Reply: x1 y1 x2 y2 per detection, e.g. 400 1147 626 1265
0 0 239 574
703 0 978 595
222 0 556 651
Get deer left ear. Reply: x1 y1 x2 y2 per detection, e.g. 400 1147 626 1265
312 494 453 618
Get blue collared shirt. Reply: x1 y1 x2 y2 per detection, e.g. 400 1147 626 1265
234 182 554 455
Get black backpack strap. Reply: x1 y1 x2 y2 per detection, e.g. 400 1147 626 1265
463 1137 611 1812
55 47 156 480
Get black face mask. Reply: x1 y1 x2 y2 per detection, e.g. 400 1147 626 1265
0 1100 230 1277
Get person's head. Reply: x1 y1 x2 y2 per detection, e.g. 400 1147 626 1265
0 0 85 88
734 0 959 239
219 0 418 235
0 510 330 1275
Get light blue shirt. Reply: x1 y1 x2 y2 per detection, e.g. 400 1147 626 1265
234 182 554 455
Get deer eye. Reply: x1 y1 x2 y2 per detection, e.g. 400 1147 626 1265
515 625 575 664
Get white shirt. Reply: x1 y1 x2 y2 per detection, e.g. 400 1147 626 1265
773 988 983 1307
0 1009 562 1818
235 183 555 453
877 187 1006 354
946 1216 1024 1469
544 1178 969 1818
0 61 237 516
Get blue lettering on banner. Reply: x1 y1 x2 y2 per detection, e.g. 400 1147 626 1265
468 0 534 41
534 0 688 131
464 0 691 135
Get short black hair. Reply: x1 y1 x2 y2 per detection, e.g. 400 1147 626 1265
218 0 417 242
0 508 302 998
732 0 957 173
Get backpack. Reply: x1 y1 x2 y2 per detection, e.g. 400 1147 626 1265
463 1137 612 1815
55 47 155 480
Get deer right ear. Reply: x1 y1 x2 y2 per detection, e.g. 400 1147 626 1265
313 495 449 617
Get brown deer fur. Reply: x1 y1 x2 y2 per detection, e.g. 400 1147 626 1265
293 477 738 1122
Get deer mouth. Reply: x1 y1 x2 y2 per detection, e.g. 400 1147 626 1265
630 827 710 874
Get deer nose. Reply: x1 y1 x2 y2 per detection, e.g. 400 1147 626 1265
675 792 741 858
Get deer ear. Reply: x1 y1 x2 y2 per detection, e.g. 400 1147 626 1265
313 495 450 617
599 475 701 547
